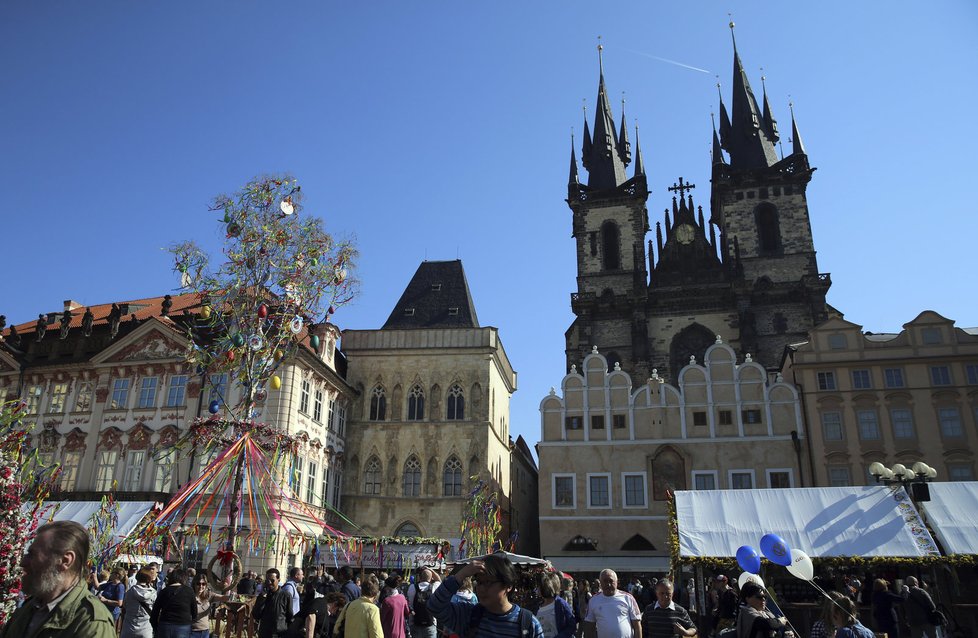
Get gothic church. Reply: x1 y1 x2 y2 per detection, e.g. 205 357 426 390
566 32 831 381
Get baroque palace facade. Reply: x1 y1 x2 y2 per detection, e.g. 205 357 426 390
0 294 352 571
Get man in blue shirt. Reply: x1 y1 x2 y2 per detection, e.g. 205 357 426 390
428 552 543 638
281 567 303 615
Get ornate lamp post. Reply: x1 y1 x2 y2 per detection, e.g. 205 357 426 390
868 461 937 502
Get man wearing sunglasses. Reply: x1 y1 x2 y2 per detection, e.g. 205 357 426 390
427 553 544 637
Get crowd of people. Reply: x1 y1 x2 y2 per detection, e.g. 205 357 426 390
0 521 951 638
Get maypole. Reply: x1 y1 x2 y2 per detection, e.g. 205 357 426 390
168 175 357 584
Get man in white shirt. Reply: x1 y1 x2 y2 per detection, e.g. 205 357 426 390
584 569 642 638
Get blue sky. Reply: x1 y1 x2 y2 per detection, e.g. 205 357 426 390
2 1 976 458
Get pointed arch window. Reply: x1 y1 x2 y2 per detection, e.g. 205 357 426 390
601 221 621 271
363 457 382 495
369 386 386 421
443 456 463 496
403 455 422 497
447 384 465 420
395 522 420 537
407 385 425 421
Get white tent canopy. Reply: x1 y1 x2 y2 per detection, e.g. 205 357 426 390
33 501 156 549
675 486 939 558
918 481 978 555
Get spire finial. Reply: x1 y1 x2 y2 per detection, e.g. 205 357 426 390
597 36 605 77
728 17 737 51
760 68 767 92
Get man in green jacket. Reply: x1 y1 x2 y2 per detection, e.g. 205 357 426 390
1 520 115 638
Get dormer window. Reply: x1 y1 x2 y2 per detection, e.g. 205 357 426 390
404 308 415 316
448 307 459 316
431 284 441 291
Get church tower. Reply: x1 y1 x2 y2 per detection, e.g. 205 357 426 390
710 23 831 366
565 45 651 377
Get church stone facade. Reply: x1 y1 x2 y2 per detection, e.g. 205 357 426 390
566 39 831 384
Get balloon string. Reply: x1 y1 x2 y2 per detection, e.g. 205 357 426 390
805 579 853 618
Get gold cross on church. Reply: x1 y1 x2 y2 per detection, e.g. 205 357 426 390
668 177 696 198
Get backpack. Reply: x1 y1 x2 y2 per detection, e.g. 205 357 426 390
465 604 534 638
414 586 435 627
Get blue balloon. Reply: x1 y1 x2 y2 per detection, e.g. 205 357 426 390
760 533 793 567
208 400 221 414
736 545 761 574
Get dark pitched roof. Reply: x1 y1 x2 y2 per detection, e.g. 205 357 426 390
382 260 480 329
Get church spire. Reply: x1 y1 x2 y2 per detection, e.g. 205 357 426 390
618 94 631 166
789 101 807 156
581 43 629 191
711 112 725 166
760 74 779 143
634 124 646 177
581 105 592 172
569 132 580 186
717 81 732 150
724 22 780 169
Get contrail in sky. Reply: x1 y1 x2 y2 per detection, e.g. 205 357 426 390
625 49 712 74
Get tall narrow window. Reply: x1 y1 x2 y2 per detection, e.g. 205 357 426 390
124 450 145 490
96 451 118 491
154 452 174 492
322 466 331 508
857 410 880 440
332 470 342 509
447 385 465 420
754 203 781 254
337 404 347 436
166 375 188 407
327 399 336 431
369 387 386 421
313 389 323 422
403 456 422 497
110 379 130 410
25 385 42 414
74 383 94 412
363 457 381 495
306 461 318 503
601 221 621 270
443 456 463 496
49 383 69 414
407 385 425 421
61 450 83 490
299 379 311 414
137 377 158 409
890 409 915 439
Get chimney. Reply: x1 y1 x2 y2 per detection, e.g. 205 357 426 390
64 300 83 312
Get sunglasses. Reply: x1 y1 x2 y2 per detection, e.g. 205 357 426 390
752 594 767 600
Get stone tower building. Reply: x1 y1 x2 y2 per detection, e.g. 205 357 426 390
340 260 539 556
566 36 831 382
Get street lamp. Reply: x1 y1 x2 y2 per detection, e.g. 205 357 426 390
868 461 937 501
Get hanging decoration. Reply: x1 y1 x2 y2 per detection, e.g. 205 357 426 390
87 489 120 572
458 478 502 560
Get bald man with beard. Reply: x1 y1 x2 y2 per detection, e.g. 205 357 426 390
1 520 115 638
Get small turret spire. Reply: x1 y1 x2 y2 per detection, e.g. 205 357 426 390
789 101 807 156
717 80 732 150
633 123 646 177
656 221 663 254
618 93 631 166
711 112 725 166
581 102 592 171
760 72 779 143
569 131 580 185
